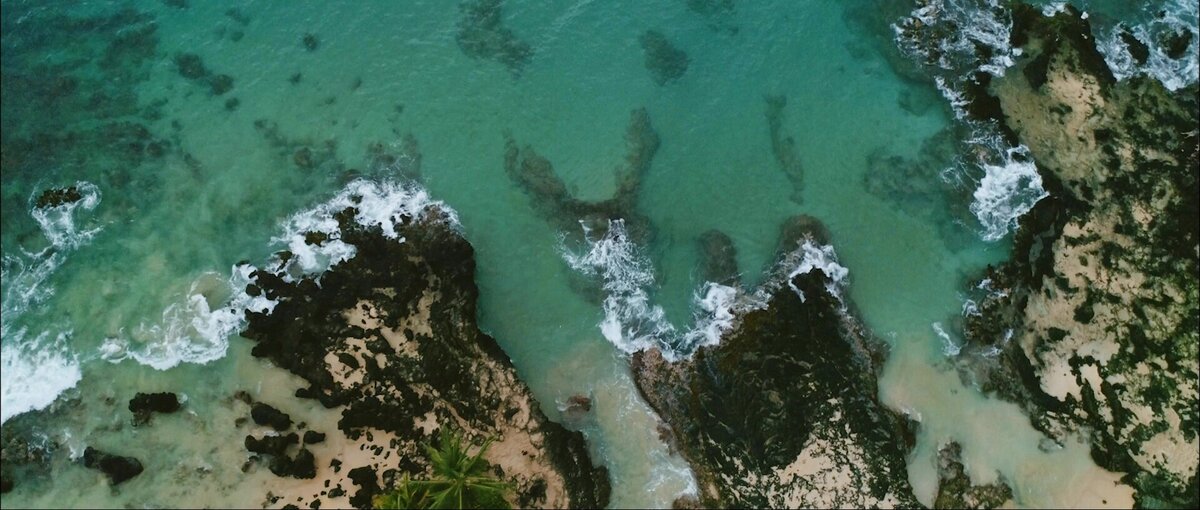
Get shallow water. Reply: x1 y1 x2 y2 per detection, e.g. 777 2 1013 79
1 0 1193 508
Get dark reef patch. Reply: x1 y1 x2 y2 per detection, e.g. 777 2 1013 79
456 0 533 77
504 108 660 242
764 95 805 204
639 30 689 85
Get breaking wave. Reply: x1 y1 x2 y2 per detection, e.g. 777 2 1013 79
970 145 1048 241
894 0 1050 241
564 220 849 360
110 178 458 371
1095 0 1198 91
0 182 103 423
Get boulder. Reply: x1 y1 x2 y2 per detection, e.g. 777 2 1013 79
81 447 143 485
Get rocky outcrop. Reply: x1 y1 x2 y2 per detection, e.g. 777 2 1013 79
241 197 610 508
128 392 181 425
631 220 920 508
81 447 143 485
956 6 1199 507
932 442 1012 509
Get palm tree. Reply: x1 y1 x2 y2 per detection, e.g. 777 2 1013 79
374 429 512 509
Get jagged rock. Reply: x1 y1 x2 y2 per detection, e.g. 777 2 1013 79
82 447 143 485
250 403 292 431
632 220 919 508
933 442 1012 509
129 392 180 425
240 192 611 508
957 5 1200 507
245 433 299 456
269 449 316 479
34 186 83 209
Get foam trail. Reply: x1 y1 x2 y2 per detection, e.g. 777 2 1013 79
116 178 457 371
933 322 962 356
563 219 677 356
565 221 848 360
0 182 102 423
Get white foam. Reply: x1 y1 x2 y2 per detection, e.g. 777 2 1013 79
785 239 850 303
0 182 103 423
29 181 103 250
564 219 677 356
118 178 456 371
1096 0 1199 91
0 330 82 423
565 221 853 359
933 322 962 356
119 266 277 370
970 145 1048 241
679 282 740 352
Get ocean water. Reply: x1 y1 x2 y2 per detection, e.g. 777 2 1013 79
1 0 1194 508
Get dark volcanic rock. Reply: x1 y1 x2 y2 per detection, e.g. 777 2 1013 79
1119 29 1150 66
128 392 180 424
251 403 293 431
240 187 610 508
960 5 1200 507
245 433 299 456
34 186 83 209
302 431 326 444
639 30 689 85
82 447 143 485
632 220 919 508
933 442 1012 509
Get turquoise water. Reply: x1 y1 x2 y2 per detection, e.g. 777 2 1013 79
1 0 1193 508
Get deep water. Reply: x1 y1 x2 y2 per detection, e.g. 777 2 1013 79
1 0 1194 507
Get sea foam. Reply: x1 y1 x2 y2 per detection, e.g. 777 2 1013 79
114 178 458 371
0 182 102 423
565 220 849 360
1096 0 1199 92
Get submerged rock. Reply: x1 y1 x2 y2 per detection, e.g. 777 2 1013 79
632 219 920 508
933 442 1012 509
697 229 738 286
639 30 689 85
504 108 661 244
241 191 610 508
82 447 143 485
959 5 1199 507
764 95 804 203
456 0 533 76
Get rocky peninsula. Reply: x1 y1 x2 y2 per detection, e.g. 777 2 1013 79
239 190 611 508
956 5 1199 507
